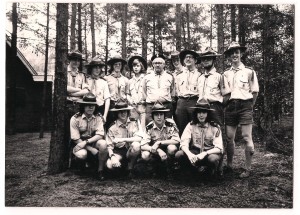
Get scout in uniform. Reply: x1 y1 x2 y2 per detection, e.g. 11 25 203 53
141 54 175 125
103 55 129 128
127 55 148 131
106 99 143 178
174 99 223 179
85 57 111 123
71 93 108 180
175 50 201 136
222 41 259 178
140 101 180 176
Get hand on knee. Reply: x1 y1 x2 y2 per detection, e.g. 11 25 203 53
106 159 113 169
130 142 141 153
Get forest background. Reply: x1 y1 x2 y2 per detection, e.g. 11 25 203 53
2 0 299 214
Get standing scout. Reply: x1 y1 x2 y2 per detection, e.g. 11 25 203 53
103 55 129 128
85 57 111 123
174 99 223 179
141 54 175 125
175 50 201 136
127 55 148 131
222 42 259 178
71 93 108 180
140 101 180 176
106 99 143 178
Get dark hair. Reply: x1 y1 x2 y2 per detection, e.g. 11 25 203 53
151 111 166 120
79 103 99 115
108 61 125 73
191 109 212 124
87 65 105 76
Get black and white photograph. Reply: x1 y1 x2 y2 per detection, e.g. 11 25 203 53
2 0 298 213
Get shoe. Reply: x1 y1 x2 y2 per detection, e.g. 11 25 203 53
197 166 208 174
223 165 234 174
127 170 134 179
97 171 105 181
239 170 250 178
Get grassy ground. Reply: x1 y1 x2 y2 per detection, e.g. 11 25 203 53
5 131 293 208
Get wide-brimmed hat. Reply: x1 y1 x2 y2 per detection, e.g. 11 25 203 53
109 98 133 112
151 54 166 62
190 98 215 111
127 55 148 71
151 101 170 113
179 50 200 65
170 51 180 58
77 92 98 105
85 57 106 68
223 41 247 56
68 50 85 61
107 55 127 66
199 47 221 58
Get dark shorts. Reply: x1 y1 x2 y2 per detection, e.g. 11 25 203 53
113 147 129 168
209 101 224 126
225 99 253 126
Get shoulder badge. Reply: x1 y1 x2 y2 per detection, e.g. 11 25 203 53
73 112 82 118
146 121 154 131
165 118 175 127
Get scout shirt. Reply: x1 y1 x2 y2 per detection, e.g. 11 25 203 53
86 76 111 106
180 122 223 153
142 70 175 103
141 118 180 146
103 71 129 102
67 65 89 102
198 67 223 103
70 112 105 141
106 118 143 150
175 67 202 97
127 74 145 105
222 63 259 100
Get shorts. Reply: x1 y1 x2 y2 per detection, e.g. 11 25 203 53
225 99 253 126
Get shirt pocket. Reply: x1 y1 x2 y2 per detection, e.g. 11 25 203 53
192 132 202 147
204 136 214 151
238 75 250 91
207 80 220 95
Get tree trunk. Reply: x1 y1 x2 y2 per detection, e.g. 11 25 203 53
141 5 148 60
48 3 69 174
262 5 273 130
186 4 190 48
7 3 18 135
84 9 88 61
210 4 213 47
238 5 245 45
175 4 182 51
231 4 236 41
105 5 109 74
153 15 156 56
77 3 82 71
181 15 186 48
39 3 50 138
70 3 77 50
90 3 96 57
216 4 224 72
121 4 128 59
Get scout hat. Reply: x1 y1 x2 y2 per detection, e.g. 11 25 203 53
109 98 133 111
68 50 85 61
179 49 200 65
170 51 180 59
223 41 247 57
151 101 170 113
77 92 98 105
128 55 148 71
190 98 215 112
85 57 106 67
107 54 127 66
199 47 221 58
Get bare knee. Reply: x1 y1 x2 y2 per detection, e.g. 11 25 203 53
167 145 177 155
207 154 221 167
141 151 151 161
130 142 141 153
175 150 185 159
96 139 107 151
74 149 87 160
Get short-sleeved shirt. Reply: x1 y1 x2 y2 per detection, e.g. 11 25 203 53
142 70 175 103
86 77 110 106
67 66 89 101
222 63 259 100
141 118 180 146
198 67 223 103
128 74 145 104
106 119 143 150
175 67 202 97
180 122 223 153
103 72 129 102
70 113 105 141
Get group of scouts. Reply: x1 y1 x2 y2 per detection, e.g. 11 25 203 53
67 41 259 181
